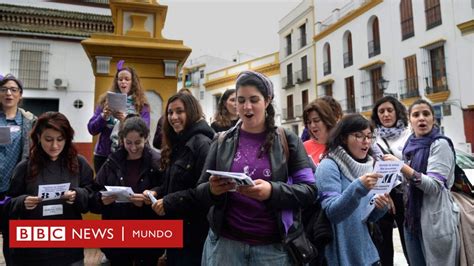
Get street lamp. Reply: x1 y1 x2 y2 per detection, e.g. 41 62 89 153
378 77 389 91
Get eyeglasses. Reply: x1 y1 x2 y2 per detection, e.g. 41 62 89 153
0 86 21 94
350 133 376 143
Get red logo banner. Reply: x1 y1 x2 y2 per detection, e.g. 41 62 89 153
9 220 183 248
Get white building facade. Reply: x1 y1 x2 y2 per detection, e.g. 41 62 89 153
177 55 233 121
203 52 282 125
278 0 317 136
0 0 113 158
313 0 474 151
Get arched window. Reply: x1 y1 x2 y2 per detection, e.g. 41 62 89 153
368 16 380 58
323 43 331 75
343 31 353 67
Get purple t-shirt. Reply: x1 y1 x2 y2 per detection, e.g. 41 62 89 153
221 129 280 245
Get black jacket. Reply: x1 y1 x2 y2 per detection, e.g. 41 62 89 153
7 155 94 265
195 126 317 241
91 145 162 220
153 119 214 251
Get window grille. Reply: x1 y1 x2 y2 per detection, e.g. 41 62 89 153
10 41 50 90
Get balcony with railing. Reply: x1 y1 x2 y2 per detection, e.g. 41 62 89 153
423 74 450 103
323 62 331 76
294 104 303 118
368 40 380 58
282 76 295 89
343 52 353 68
282 106 295 120
360 80 379 112
296 68 311 84
398 77 420 105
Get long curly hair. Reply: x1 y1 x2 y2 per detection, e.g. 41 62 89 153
213 88 236 128
236 73 275 158
29 112 78 180
160 92 204 170
97 67 149 113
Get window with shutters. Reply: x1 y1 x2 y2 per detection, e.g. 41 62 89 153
400 0 415 40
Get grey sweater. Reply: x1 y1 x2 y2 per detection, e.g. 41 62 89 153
411 139 460 266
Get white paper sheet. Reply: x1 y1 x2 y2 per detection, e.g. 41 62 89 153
206 170 255 186
0 126 11 145
101 186 134 203
107 92 127 113
38 182 70 201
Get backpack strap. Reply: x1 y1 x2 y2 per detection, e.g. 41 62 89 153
277 127 289 162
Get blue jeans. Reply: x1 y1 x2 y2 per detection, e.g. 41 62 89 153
202 230 291 266
403 226 426 266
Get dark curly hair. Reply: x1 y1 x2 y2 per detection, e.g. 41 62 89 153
29 112 78 180
371 96 408 128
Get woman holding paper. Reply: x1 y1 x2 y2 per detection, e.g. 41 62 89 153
92 116 163 265
0 74 36 198
88 62 150 173
211 88 239 132
370 96 411 265
315 114 390 266
382 99 460 266
196 70 316 265
148 92 214 265
7 112 94 265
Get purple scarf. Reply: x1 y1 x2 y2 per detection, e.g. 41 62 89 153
402 127 443 233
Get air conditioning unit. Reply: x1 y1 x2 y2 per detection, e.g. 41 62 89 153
54 78 68 89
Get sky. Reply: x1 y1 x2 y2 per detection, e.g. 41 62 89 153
0 0 301 61
159 0 301 60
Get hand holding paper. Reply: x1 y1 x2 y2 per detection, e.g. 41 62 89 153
101 186 134 203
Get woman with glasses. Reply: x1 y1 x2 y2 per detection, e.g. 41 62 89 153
383 99 460 266
0 75 36 199
0 74 36 265
316 114 390 266
370 96 411 265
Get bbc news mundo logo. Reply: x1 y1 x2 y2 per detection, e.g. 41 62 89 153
17 226 66 241
10 220 183 248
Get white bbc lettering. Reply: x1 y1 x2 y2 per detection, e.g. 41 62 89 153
16 226 66 241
